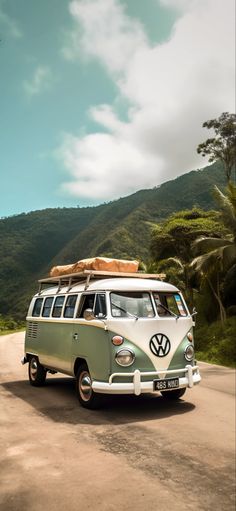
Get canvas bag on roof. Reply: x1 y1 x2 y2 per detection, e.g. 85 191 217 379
50 257 139 277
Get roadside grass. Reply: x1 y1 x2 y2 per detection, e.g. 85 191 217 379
195 316 236 368
0 316 25 336
0 327 25 336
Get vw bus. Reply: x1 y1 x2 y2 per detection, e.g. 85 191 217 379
22 270 201 408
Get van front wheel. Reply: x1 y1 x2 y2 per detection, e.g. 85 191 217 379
161 388 186 400
28 356 46 386
76 364 101 409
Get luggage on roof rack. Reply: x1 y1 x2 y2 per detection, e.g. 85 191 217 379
49 257 139 277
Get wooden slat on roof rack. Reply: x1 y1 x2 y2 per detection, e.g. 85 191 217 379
38 269 166 284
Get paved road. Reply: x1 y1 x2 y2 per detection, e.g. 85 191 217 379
0 332 235 511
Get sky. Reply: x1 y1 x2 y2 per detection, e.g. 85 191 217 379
0 0 235 217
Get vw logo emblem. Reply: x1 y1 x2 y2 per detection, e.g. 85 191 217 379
149 333 171 357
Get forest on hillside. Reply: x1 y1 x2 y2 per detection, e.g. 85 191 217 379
0 160 227 317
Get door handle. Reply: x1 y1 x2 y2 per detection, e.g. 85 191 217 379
73 333 79 341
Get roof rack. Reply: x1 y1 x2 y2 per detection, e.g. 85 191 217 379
38 270 166 294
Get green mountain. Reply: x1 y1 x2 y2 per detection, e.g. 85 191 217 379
0 161 226 319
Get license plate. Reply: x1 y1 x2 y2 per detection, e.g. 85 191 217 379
154 377 179 391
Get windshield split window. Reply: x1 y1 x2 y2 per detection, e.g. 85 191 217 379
153 292 187 317
110 292 154 318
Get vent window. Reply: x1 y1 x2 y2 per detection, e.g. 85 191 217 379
94 294 107 318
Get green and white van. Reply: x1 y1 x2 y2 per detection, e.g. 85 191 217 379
22 271 201 408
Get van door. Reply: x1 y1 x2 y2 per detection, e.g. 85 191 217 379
72 293 110 382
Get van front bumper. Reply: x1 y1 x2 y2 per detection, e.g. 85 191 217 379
92 365 201 396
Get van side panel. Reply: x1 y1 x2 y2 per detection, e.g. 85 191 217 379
38 321 74 373
25 319 74 374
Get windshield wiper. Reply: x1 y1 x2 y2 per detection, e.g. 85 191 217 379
157 303 179 319
111 302 138 320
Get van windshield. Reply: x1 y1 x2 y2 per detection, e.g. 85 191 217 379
153 292 187 317
110 292 154 318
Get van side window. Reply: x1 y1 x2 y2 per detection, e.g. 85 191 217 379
77 294 95 318
94 294 106 317
52 296 65 317
64 295 77 318
42 297 54 317
32 298 43 317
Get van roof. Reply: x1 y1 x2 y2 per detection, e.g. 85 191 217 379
36 276 178 296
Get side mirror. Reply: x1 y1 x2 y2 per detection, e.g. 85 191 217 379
191 307 197 325
83 308 95 321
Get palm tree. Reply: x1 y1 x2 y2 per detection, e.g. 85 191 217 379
191 183 236 323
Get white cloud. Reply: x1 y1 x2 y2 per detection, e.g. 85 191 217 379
59 129 163 199
62 0 148 72
0 0 22 38
23 66 53 97
59 0 235 201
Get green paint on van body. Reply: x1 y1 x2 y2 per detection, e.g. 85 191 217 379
167 328 194 377
108 330 156 383
71 323 110 381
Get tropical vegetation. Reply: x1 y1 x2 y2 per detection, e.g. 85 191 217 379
149 183 236 366
191 183 236 323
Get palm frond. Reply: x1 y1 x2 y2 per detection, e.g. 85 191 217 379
164 257 184 269
192 236 233 255
190 247 225 274
222 244 236 270
228 182 236 215
213 185 236 234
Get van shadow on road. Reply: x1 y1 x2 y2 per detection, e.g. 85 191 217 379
2 376 195 426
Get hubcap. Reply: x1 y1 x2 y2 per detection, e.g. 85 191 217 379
79 371 92 401
30 358 38 379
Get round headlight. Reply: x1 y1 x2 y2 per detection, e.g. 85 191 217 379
184 344 194 361
115 349 135 367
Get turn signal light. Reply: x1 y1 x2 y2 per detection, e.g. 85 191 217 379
112 335 124 346
187 332 193 342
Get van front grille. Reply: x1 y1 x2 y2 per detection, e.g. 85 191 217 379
28 322 39 339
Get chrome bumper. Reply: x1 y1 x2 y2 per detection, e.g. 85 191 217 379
92 365 201 396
